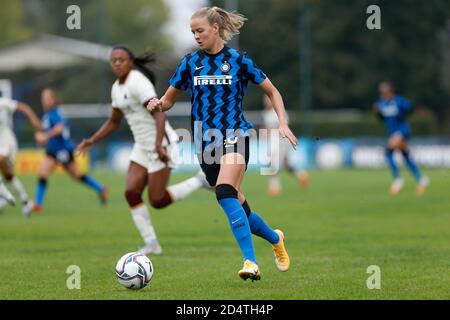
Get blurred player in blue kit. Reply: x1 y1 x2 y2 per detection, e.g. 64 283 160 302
32 88 108 212
373 81 429 195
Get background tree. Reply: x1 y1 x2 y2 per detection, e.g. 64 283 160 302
0 0 33 45
14 0 172 104
212 0 450 128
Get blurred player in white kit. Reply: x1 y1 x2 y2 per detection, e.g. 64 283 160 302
0 96 41 216
77 46 210 255
262 95 309 196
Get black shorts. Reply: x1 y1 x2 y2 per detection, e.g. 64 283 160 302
197 135 250 187
46 149 75 166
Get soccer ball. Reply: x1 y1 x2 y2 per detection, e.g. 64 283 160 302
115 252 153 290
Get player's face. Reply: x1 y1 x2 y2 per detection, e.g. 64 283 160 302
190 17 220 50
41 90 57 111
110 50 133 79
379 83 394 99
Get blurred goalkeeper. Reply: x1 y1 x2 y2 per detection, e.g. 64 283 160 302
373 81 429 195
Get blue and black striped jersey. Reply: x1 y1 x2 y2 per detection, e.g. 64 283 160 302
376 95 412 137
169 46 266 138
42 107 74 154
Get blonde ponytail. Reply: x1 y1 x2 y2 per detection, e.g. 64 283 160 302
192 6 247 43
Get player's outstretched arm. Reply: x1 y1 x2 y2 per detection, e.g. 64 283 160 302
76 108 124 155
35 124 64 146
152 111 170 163
146 86 181 113
16 102 42 131
259 78 298 149
372 103 384 121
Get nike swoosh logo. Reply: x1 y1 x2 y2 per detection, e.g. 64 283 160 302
231 218 242 224
195 66 204 71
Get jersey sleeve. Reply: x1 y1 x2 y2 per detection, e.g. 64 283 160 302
0 98 18 112
398 96 412 115
50 109 64 127
111 87 117 107
131 71 157 104
168 55 191 91
110 84 122 110
9 100 18 112
241 53 267 85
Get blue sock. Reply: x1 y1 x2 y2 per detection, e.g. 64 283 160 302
80 175 104 193
248 211 280 245
386 148 399 179
35 178 47 206
217 191 257 263
402 150 422 181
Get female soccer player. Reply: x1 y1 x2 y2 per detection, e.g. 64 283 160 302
0 96 41 216
262 94 309 196
147 7 296 281
374 81 429 195
77 45 209 256
32 89 108 212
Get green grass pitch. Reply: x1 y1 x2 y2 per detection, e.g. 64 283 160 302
0 169 449 299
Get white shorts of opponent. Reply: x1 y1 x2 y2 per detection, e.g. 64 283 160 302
130 142 180 174
0 132 18 163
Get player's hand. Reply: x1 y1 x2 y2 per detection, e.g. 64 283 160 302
156 144 170 163
34 131 48 145
76 138 94 156
279 123 298 149
147 98 163 113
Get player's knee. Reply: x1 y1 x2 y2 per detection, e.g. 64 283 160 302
387 139 396 149
148 191 172 209
390 138 403 149
149 198 164 209
124 190 143 207
215 184 238 202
